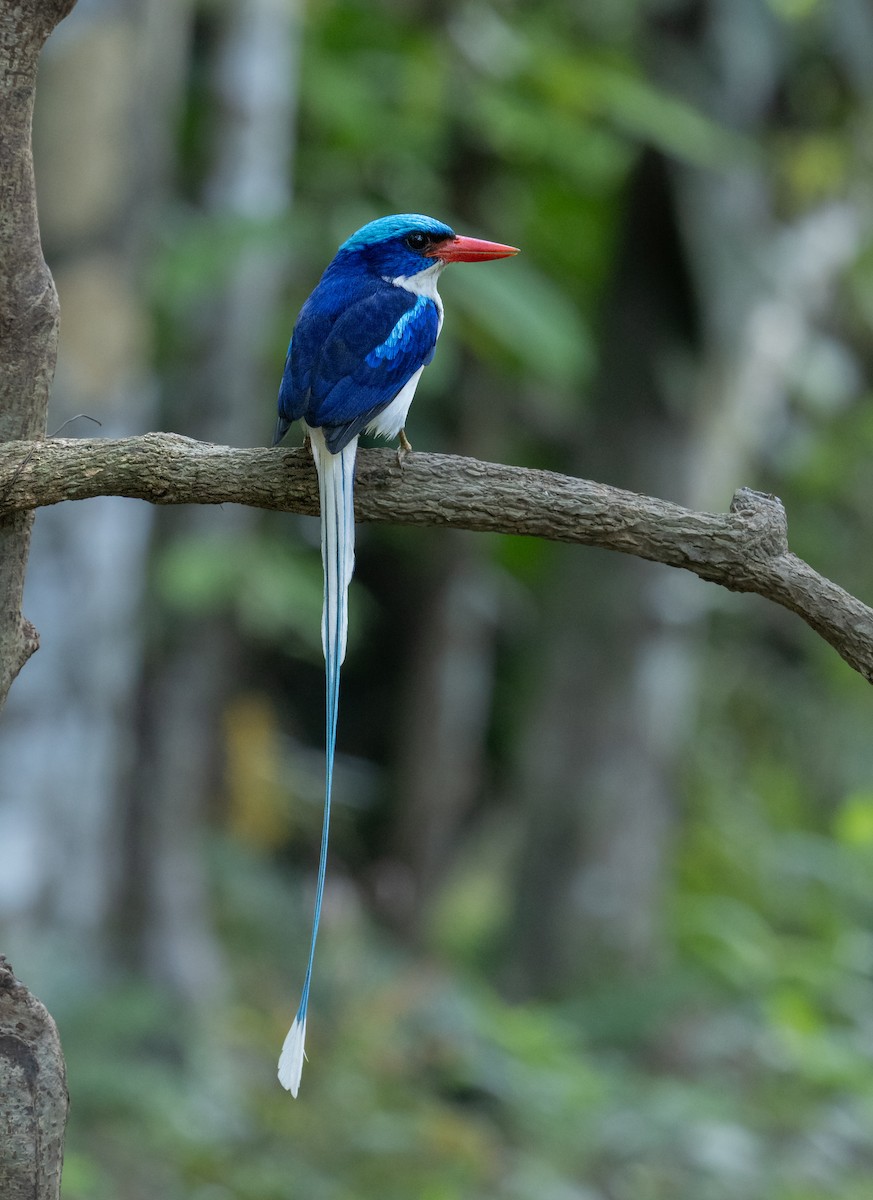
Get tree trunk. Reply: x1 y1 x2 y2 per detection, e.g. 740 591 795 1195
0 959 68 1200
0 3 76 1192
0 0 75 708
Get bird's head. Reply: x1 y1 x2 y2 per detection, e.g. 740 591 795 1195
334 214 519 283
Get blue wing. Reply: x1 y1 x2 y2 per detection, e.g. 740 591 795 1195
277 277 440 454
273 337 296 445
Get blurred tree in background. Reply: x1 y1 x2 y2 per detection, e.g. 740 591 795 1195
3 0 873 1197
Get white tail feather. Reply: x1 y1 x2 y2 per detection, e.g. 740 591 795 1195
278 426 357 1097
278 1014 307 1096
308 426 356 666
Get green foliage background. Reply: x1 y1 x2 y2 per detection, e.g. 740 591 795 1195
31 0 873 1197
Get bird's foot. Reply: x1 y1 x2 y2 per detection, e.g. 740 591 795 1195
396 428 413 468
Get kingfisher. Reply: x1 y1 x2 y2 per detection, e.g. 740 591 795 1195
273 213 519 1096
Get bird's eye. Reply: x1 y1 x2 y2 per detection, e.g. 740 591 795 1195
405 231 429 251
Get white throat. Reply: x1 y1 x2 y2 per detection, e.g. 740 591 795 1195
385 261 445 334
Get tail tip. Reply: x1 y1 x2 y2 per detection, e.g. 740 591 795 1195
278 1014 307 1097
273 415 292 447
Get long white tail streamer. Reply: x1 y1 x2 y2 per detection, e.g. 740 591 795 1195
278 426 357 1096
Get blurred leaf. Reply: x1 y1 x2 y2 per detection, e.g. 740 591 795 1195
155 530 325 653
539 54 755 168
225 694 287 850
472 84 634 190
443 257 595 389
768 0 822 19
834 793 873 847
150 213 294 317
777 133 850 206
767 985 822 1035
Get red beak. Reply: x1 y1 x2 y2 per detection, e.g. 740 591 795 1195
428 234 520 263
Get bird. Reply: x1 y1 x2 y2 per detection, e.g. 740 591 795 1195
273 213 519 1096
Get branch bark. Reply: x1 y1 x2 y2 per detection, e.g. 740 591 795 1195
0 958 68 1200
1 431 872 683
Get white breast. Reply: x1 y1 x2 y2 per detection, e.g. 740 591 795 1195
365 366 424 441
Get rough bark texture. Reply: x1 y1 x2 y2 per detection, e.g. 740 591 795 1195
0 3 76 1192
0 958 68 1200
1 432 872 682
0 0 76 709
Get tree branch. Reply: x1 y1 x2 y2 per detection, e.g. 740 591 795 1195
1 430 872 682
